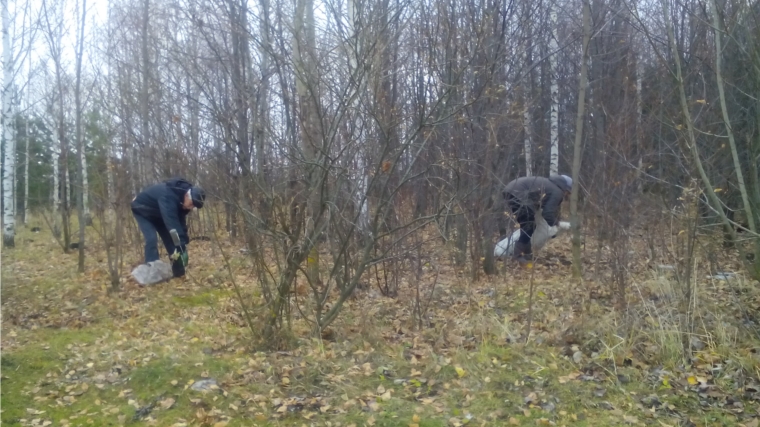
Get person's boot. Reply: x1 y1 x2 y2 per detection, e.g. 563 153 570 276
513 241 533 264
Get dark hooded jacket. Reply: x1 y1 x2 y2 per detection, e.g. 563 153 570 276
502 175 569 227
131 177 193 245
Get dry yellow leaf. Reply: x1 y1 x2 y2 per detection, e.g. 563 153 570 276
412 414 421 422
455 366 466 378
687 376 698 386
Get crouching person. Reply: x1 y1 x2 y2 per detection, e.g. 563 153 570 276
131 177 206 278
498 174 572 263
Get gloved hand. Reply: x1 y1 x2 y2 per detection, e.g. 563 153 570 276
171 245 188 267
170 246 187 278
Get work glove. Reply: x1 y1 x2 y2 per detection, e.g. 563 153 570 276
170 246 187 278
170 245 188 267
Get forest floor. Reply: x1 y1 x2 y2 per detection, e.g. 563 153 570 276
4 220 760 427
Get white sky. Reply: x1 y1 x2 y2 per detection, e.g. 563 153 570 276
3 0 108 112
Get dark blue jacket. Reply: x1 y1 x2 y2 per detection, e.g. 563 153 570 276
131 177 193 245
503 176 567 226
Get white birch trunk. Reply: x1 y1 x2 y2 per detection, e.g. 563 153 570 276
635 50 644 191
348 0 369 230
523 44 533 177
12 100 17 219
81 137 89 221
65 160 70 210
2 0 15 247
107 152 115 208
549 3 560 176
52 130 60 235
24 113 28 224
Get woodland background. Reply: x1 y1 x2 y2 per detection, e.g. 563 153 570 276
2 0 760 425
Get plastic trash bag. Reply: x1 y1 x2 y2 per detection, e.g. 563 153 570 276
131 260 174 286
494 209 570 258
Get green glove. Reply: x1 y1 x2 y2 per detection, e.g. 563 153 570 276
170 246 188 267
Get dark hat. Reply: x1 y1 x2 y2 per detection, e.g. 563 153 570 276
190 186 206 208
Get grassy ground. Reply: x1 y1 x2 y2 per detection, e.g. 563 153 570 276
3 222 760 427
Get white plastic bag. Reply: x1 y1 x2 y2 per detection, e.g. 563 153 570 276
494 209 570 258
131 260 174 286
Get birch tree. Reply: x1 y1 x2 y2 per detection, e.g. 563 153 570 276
2 0 15 247
42 0 72 249
549 0 559 176
522 2 533 177
74 0 87 271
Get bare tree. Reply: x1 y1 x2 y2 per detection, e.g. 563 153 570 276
74 0 88 271
570 0 591 278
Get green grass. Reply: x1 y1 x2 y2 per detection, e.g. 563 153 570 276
172 289 228 307
1 328 106 424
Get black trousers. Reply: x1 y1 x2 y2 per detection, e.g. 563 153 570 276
506 194 535 245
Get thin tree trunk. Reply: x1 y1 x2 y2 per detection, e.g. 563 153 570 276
2 0 15 247
660 0 757 279
140 0 151 184
23 111 29 225
75 0 87 272
710 0 756 236
293 0 322 332
348 0 369 230
51 103 60 238
570 0 591 278
549 2 560 176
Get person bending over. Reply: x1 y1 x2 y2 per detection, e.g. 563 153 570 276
499 174 572 263
131 177 206 278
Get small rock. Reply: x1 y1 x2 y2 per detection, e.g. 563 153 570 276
541 401 556 412
594 387 607 398
573 351 583 364
599 401 615 410
640 395 661 408
690 336 705 351
190 379 218 392
617 374 630 384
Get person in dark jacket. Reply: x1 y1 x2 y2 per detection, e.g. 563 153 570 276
499 174 572 262
131 177 206 278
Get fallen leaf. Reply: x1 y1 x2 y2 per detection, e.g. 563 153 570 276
159 397 175 410
455 366 466 378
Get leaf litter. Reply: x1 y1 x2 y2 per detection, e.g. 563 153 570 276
3 227 760 426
